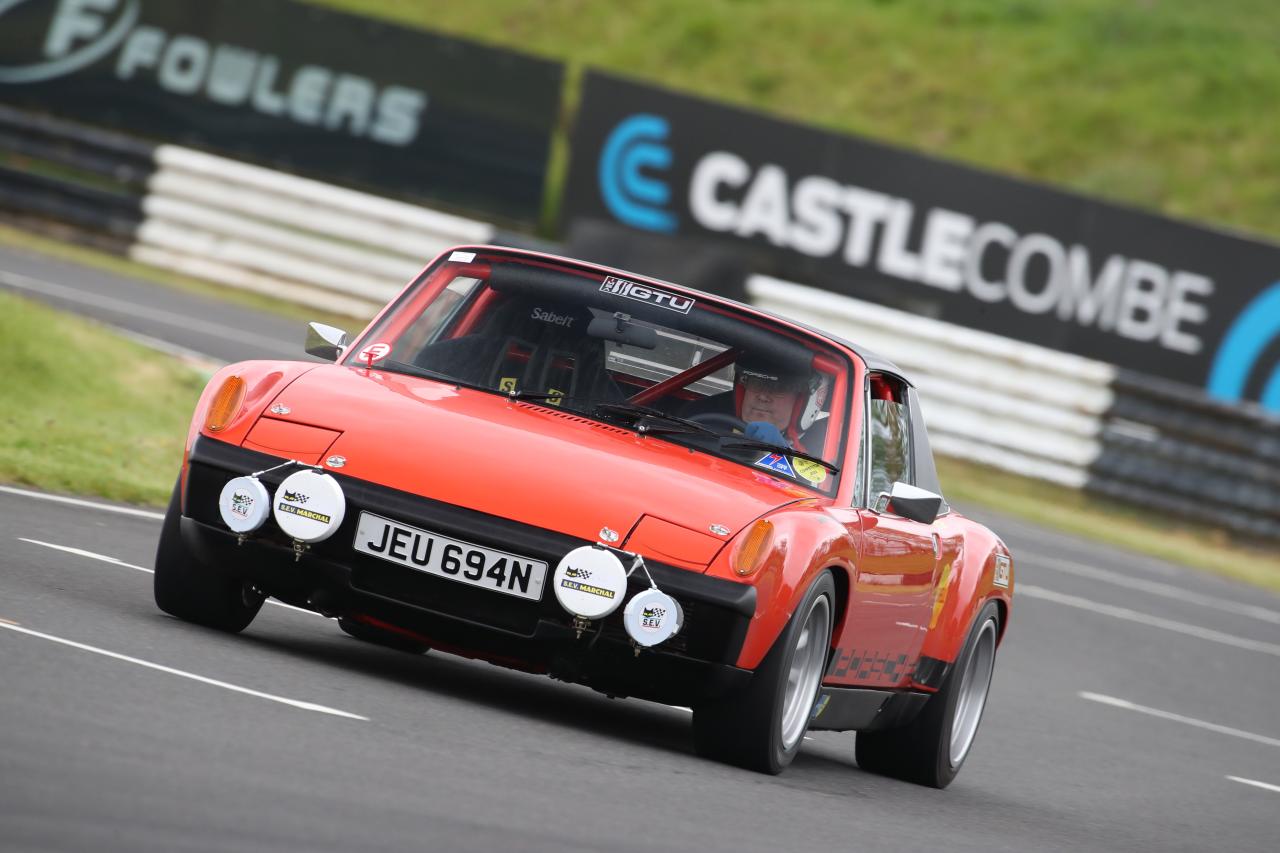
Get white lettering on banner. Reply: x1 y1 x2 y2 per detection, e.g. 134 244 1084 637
9 0 428 147
688 154 1215 354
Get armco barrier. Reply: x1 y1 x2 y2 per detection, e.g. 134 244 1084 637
2 105 1277 541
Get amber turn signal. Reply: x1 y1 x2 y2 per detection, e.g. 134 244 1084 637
204 375 246 432
732 519 774 577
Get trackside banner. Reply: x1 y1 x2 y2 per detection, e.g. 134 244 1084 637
563 72 1280 411
0 0 563 222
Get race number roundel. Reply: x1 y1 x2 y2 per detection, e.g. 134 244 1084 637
357 342 391 365
552 546 628 620
272 470 346 543
218 476 270 534
622 588 684 647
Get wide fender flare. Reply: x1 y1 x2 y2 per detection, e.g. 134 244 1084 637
714 504 857 670
917 521 1013 668
180 360 320 504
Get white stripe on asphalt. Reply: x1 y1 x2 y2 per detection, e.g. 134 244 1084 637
0 268 290 353
1036 556 1280 625
1227 776 1280 794
1079 692 1280 748
0 485 164 520
0 621 367 720
1020 585 1280 657
17 538 324 618
20 538 151 572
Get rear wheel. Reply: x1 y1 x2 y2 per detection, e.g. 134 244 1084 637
855 599 1000 788
692 572 834 774
153 478 263 632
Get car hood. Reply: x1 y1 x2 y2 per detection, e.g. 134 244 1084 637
257 365 815 566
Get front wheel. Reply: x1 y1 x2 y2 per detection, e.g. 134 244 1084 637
855 599 1001 788
692 572 834 774
153 478 263 633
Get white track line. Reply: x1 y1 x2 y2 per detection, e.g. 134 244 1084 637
0 621 366 720
0 268 288 352
1227 776 1280 795
1035 557 1280 624
0 486 164 520
1079 692 1280 748
1020 585 1280 657
17 538 323 619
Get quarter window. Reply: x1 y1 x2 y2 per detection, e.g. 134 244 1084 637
867 374 912 504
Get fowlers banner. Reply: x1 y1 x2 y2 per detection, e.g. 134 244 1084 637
0 0 564 222
563 71 1280 411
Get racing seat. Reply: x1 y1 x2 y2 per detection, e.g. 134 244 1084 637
413 297 623 403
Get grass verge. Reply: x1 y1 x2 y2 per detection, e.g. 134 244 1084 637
0 291 203 506
938 456 1280 593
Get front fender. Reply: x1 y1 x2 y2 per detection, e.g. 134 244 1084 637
179 360 320 506
706 502 857 670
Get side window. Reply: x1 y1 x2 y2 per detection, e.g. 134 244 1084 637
867 374 913 505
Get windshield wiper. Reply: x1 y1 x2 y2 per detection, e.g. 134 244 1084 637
719 438 841 474
590 402 722 437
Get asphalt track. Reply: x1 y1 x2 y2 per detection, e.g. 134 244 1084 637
2 244 1279 851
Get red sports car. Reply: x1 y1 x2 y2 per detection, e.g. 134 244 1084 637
156 246 1013 787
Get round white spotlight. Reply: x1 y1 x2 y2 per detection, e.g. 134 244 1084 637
552 546 628 620
218 476 270 534
623 588 683 647
272 469 346 543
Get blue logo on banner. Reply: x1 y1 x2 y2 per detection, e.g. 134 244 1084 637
1206 281 1280 412
754 452 797 479
598 114 676 233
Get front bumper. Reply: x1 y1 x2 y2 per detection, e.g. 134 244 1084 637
182 436 756 703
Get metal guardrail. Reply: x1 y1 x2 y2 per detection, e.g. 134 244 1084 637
2 105 1277 541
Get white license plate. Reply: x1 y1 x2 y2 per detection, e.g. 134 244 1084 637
354 512 548 601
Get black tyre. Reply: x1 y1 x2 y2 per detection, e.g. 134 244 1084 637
855 599 1001 789
338 617 430 655
153 478 263 632
692 572 835 774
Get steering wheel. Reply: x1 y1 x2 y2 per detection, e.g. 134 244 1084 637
687 412 748 434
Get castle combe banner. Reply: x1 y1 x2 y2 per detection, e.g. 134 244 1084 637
564 72 1280 411
0 0 564 221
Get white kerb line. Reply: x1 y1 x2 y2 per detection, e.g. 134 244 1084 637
1227 776 1280 795
1079 692 1280 749
1018 585 1280 657
0 621 367 720
1 485 165 520
17 538 322 618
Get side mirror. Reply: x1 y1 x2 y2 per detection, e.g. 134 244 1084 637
306 322 349 361
587 312 658 350
876 482 943 524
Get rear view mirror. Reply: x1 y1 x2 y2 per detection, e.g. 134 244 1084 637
878 482 943 524
588 312 658 350
306 322 349 361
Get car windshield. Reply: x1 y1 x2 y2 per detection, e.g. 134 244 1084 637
344 251 852 494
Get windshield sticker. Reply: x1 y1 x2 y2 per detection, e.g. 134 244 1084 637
791 457 828 486
600 276 694 314
499 377 517 393
357 342 391 365
754 452 797 479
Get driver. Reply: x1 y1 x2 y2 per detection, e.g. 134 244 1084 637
684 356 827 453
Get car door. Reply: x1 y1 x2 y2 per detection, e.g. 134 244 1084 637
827 374 941 689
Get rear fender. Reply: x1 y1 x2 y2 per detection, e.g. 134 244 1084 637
706 503 857 670
916 514 1013 673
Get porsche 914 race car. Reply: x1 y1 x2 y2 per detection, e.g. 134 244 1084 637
156 246 1013 787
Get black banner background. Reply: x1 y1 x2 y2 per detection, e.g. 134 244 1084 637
563 71 1280 405
0 0 563 222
